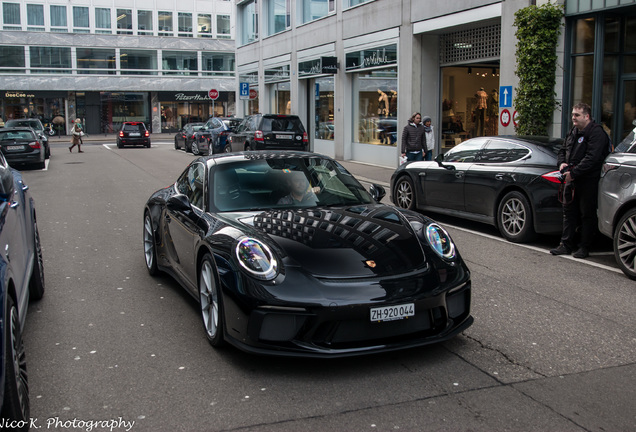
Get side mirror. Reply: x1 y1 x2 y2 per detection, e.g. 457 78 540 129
435 153 455 170
369 184 386 202
167 194 192 212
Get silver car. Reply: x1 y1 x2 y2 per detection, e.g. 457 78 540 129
598 121 636 279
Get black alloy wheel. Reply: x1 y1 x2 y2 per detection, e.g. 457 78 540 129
199 254 225 347
1 296 29 430
394 176 415 210
614 208 636 280
497 191 535 243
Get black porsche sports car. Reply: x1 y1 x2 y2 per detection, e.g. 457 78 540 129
143 151 472 357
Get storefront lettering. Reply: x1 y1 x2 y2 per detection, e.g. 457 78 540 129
5 92 36 98
174 93 214 101
361 51 389 68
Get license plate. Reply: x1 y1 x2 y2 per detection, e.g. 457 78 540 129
370 303 415 322
6 145 24 151
129 132 141 137
275 134 292 140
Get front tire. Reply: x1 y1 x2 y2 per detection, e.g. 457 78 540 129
28 220 45 300
497 191 535 243
192 141 200 155
199 254 225 347
394 176 416 210
143 213 159 275
1 296 29 429
223 144 232 153
174 138 180 150
613 208 636 280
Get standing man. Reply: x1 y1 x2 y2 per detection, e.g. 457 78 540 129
550 103 609 258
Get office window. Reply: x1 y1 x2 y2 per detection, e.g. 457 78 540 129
202 52 235 76
298 0 334 24
26 4 44 31
95 8 111 34
162 51 197 75
73 6 89 33
158 11 173 36
30 46 72 74
239 0 258 45
138 10 152 35
217 15 230 39
3 2 20 30
0 45 25 73
117 9 132 34
267 0 290 36
178 12 192 37
120 49 158 75
77 48 116 74
198 14 212 38
50 5 67 32
346 0 371 7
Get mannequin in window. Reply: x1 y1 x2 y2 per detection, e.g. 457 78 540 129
475 87 488 136
377 90 389 144
487 88 499 135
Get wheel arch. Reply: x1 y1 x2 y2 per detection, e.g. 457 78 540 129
612 200 636 237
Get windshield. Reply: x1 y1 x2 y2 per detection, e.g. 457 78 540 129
6 120 42 130
211 157 375 212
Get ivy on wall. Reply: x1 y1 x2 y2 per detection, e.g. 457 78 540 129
513 2 564 136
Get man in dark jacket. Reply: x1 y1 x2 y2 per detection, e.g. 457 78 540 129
550 102 609 258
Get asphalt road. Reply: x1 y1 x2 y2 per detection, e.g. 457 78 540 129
17 139 636 432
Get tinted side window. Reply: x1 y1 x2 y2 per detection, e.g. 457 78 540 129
444 140 486 163
480 141 530 163
175 163 205 210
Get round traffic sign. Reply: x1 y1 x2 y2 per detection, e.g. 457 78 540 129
500 109 511 127
513 110 519 127
249 88 258 100
208 89 219 100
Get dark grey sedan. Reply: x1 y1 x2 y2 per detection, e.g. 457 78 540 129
391 136 564 243
0 127 47 169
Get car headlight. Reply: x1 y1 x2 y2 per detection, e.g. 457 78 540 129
235 237 278 280
425 223 456 259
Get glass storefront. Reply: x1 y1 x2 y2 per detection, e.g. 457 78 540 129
158 91 236 132
0 90 66 134
315 76 334 140
352 69 397 145
440 66 499 150
265 65 290 115
100 92 150 133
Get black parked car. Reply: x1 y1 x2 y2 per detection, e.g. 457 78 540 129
174 122 204 152
4 120 50 160
391 136 564 243
117 122 151 148
142 151 472 357
0 151 45 428
227 114 308 152
191 117 243 155
0 127 47 169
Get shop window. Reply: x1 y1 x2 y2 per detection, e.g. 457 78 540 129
270 82 291 114
158 11 173 36
95 8 111 34
120 49 158 75
117 9 133 35
0 45 24 73
315 77 334 141
3 2 20 30
239 0 258 45
101 92 150 133
138 10 153 35
298 0 334 24
178 12 193 37
217 14 231 39
352 68 397 146
26 4 44 32
573 18 595 54
50 5 67 32
202 52 235 76
30 46 72 74
266 0 290 36
77 48 116 75
162 51 198 76
198 14 212 38
72 6 89 33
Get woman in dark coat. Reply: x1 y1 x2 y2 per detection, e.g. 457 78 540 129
401 112 425 162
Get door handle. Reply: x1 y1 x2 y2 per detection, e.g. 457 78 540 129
495 174 505 180
455 171 464 179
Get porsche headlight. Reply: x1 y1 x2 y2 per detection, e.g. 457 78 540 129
235 237 278 280
425 223 456 259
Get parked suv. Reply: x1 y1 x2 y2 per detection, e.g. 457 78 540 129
598 120 636 279
192 117 242 155
227 114 308 152
5 118 50 159
117 122 150 148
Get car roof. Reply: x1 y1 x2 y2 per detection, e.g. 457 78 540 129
1 126 36 132
199 151 330 168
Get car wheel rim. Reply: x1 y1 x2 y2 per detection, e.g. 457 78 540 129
143 216 154 269
199 260 218 339
9 305 29 420
192 143 199 155
617 214 636 273
34 223 44 286
501 197 526 236
396 180 412 208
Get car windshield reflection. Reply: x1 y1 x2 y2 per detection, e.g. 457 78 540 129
211 157 375 212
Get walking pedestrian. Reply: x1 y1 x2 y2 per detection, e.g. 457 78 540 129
401 113 425 162
422 115 435 161
69 118 83 153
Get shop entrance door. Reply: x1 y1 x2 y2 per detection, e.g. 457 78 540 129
619 78 636 141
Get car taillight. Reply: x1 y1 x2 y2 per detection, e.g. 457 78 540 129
191 134 197 139
28 141 41 149
601 162 620 177
144 130 150 137
541 170 563 184
302 132 308 144
255 130 264 141
119 131 124 137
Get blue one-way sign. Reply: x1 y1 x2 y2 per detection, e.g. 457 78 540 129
500 86 512 108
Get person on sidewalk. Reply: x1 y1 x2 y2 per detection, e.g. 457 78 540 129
401 113 425 162
550 102 610 259
69 118 84 153
422 115 435 161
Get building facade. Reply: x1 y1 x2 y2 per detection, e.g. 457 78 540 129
235 0 636 167
0 0 237 136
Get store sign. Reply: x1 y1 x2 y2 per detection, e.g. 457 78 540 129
5 91 36 98
298 57 338 77
157 92 222 102
264 65 290 83
345 44 397 71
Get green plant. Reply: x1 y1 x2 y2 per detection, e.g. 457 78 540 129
513 2 564 136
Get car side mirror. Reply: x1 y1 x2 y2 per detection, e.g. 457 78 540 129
434 154 455 170
369 184 386 202
167 194 192 212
